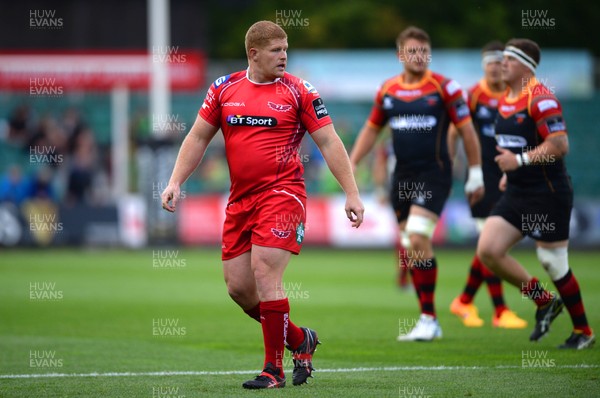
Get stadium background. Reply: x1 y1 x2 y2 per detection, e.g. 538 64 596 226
1 0 599 249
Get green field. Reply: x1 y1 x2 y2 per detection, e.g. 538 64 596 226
0 248 598 397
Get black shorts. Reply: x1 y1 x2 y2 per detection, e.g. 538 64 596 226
490 189 573 242
471 176 503 219
390 168 452 223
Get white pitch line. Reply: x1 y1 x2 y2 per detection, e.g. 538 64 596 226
0 364 597 379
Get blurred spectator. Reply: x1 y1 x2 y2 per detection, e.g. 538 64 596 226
66 127 98 204
0 118 9 141
7 105 32 146
2 103 106 207
27 115 68 165
61 107 85 137
27 167 57 202
0 165 29 205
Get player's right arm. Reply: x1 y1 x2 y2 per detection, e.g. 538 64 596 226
161 115 219 212
448 87 475 161
441 79 484 205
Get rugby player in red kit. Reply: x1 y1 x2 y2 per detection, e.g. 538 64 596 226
161 20 364 388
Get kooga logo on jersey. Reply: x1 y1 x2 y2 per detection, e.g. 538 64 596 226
227 115 278 127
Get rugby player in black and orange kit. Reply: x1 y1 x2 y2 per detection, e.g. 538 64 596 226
478 38 594 349
448 41 527 330
350 26 484 342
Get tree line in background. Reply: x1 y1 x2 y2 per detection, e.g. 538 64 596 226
205 0 599 58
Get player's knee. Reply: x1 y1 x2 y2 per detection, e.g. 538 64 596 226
406 215 435 254
536 246 569 281
224 274 254 302
406 215 435 239
408 233 430 255
477 243 501 270
226 281 247 302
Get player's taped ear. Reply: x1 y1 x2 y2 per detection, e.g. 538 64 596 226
405 215 436 239
536 246 569 281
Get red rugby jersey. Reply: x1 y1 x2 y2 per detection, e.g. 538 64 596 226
199 70 332 203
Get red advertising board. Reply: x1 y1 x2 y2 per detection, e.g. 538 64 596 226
178 195 225 245
0 50 204 91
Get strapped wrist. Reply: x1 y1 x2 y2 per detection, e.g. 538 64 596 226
515 154 523 168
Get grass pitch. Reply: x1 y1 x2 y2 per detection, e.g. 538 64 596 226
0 248 598 397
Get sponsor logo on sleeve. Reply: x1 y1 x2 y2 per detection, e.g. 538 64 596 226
546 117 566 133
446 80 461 96
213 74 231 88
312 98 329 119
455 102 470 119
302 80 317 94
226 115 278 127
537 99 558 113
268 101 292 112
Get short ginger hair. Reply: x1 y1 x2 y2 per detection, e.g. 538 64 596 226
245 21 288 57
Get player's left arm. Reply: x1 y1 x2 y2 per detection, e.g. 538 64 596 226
457 122 483 168
457 121 485 205
447 123 460 161
496 95 568 171
448 87 475 161
527 133 568 161
444 79 484 205
495 134 568 171
311 124 364 228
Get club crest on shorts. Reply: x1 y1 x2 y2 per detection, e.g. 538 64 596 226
271 228 291 239
296 222 305 244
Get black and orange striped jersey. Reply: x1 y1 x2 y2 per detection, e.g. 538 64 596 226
468 79 504 186
368 70 471 173
495 78 571 193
